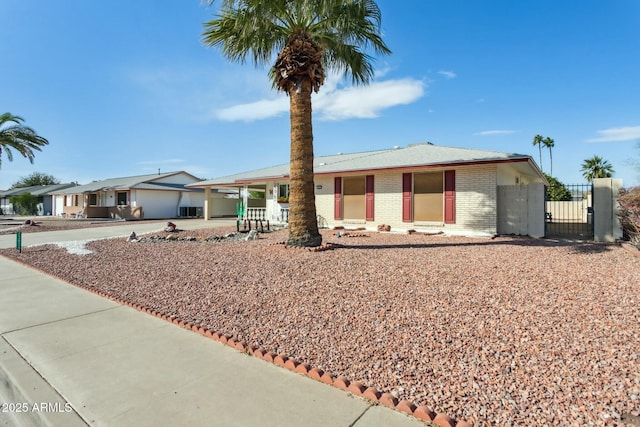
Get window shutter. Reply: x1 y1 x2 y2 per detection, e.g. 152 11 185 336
365 175 374 221
444 170 456 224
334 177 343 220
402 173 413 222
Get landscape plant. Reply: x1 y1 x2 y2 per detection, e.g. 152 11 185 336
0 113 49 168
202 0 390 247
9 192 40 215
617 186 640 248
581 155 614 182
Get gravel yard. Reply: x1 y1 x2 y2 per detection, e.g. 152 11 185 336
0 218 132 234
2 228 639 426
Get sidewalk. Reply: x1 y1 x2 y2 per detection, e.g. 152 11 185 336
0 223 427 427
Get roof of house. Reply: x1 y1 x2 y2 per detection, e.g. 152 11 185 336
0 183 78 198
53 171 203 194
188 143 543 187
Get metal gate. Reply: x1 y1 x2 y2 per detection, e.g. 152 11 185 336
545 183 594 240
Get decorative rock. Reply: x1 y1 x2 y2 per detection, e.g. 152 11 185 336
165 234 178 241
245 229 259 241
165 221 177 232
377 224 391 232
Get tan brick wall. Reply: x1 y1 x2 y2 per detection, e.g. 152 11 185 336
314 165 498 235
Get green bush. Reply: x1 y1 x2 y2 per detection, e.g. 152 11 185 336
9 192 39 215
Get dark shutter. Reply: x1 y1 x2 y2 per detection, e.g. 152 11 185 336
365 175 374 221
334 177 343 220
402 173 412 222
444 170 456 224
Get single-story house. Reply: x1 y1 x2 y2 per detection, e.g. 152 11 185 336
187 143 549 237
0 183 78 216
51 171 235 220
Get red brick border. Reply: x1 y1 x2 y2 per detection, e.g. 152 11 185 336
1 253 473 426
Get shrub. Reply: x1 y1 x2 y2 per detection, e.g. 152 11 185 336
617 186 640 248
9 192 40 215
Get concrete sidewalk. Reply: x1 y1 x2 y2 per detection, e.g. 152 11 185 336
0 225 426 426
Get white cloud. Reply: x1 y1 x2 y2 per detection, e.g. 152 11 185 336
214 98 289 122
474 130 517 136
315 78 424 121
214 76 425 122
437 70 457 79
586 126 640 142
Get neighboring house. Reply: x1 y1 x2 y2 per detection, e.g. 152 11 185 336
51 171 225 220
188 143 549 237
0 183 78 216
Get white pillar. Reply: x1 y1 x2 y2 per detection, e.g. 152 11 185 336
203 187 211 220
593 178 623 242
242 185 249 218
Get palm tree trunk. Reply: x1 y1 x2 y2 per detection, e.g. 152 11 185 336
549 148 553 177
286 80 322 247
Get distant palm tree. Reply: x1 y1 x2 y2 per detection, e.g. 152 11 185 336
532 134 543 171
542 136 555 176
203 0 390 247
0 113 49 169
581 155 614 182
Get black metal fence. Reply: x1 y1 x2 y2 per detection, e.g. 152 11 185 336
545 183 594 240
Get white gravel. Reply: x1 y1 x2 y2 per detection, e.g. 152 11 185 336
3 227 639 426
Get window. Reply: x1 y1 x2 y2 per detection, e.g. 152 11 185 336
414 172 443 222
278 184 289 203
117 192 127 206
403 171 456 224
89 193 98 206
343 176 366 219
334 176 374 221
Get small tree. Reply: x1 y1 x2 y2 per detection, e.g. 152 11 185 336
9 192 40 215
10 172 60 189
544 174 572 201
617 186 640 248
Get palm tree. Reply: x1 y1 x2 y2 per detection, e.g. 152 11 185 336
542 136 554 177
202 0 390 247
581 155 614 182
532 134 543 172
0 113 49 169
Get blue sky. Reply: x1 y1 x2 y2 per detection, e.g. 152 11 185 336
1 0 639 190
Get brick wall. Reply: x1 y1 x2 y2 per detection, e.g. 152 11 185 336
315 164 499 235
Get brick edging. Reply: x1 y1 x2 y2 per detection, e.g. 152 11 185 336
0 253 473 426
